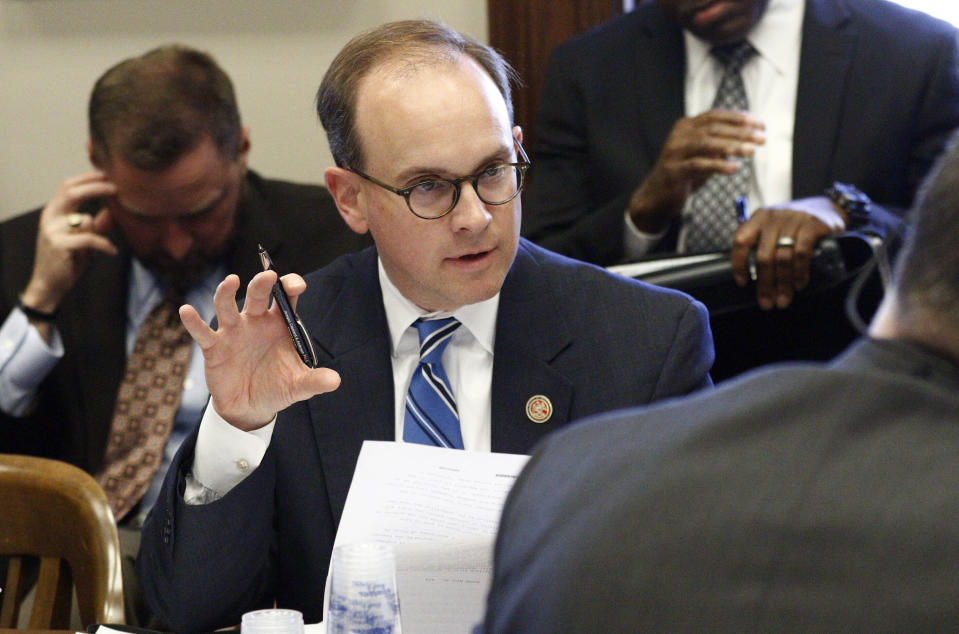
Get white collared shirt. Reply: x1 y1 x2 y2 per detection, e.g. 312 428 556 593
379 259 497 453
624 0 805 256
187 256 498 501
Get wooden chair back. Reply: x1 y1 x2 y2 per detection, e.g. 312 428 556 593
0 453 124 629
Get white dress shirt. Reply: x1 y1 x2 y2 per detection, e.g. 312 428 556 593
187 256 499 502
624 0 805 257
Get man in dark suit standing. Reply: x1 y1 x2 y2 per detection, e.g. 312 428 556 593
0 45 369 623
137 20 714 631
523 0 959 311
483 130 959 631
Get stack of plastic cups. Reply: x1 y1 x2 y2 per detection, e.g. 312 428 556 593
241 608 306 634
327 542 402 633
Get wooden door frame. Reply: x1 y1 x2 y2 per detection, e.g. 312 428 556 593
487 0 626 155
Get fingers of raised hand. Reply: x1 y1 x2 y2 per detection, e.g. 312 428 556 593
278 274 307 310
213 274 243 328
179 304 216 350
291 367 342 403
243 271 277 317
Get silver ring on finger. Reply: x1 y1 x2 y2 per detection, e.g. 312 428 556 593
775 236 795 249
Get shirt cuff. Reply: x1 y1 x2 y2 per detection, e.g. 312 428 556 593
186 398 276 504
623 210 669 260
0 308 64 416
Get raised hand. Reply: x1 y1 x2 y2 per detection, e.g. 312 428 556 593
628 110 765 233
21 171 119 314
179 271 341 430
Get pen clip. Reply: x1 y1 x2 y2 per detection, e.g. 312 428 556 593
259 243 317 368
295 315 318 369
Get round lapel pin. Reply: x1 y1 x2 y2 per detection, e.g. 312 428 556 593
525 395 553 424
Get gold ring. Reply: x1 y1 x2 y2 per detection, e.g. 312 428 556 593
775 236 795 248
67 213 84 230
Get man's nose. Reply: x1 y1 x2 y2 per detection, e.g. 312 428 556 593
449 183 492 233
160 221 193 260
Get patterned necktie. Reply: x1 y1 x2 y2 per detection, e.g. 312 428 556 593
96 293 193 521
683 40 758 253
403 317 464 449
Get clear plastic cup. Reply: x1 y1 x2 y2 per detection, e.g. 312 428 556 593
327 542 402 633
241 608 305 634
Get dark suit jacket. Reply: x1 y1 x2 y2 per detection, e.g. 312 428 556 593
483 338 959 632
137 239 715 632
0 170 371 471
522 0 959 265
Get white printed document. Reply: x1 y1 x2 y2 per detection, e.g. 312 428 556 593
325 441 529 633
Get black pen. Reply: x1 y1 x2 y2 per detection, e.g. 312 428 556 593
736 196 758 282
257 244 317 368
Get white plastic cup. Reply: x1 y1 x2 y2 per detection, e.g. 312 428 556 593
241 608 305 634
327 542 402 633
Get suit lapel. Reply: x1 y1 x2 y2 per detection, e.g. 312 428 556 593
66 245 129 469
634 7 686 171
302 249 394 523
491 242 574 454
793 0 856 196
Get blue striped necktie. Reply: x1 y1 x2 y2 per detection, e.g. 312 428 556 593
403 317 464 449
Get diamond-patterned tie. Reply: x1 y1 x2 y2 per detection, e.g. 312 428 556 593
95 293 192 521
683 40 757 253
403 317 464 449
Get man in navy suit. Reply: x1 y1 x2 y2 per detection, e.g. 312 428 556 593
482 127 959 633
523 0 959 310
137 20 714 631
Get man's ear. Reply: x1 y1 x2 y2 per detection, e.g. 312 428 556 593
513 125 523 145
325 166 370 235
86 140 100 168
237 126 252 169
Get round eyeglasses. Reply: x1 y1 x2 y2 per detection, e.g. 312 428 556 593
347 138 531 220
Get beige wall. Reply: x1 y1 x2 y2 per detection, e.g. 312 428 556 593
0 0 487 219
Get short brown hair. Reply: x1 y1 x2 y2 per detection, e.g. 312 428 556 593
88 45 242 169
316 19 518 170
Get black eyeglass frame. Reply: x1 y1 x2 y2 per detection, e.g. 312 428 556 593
346 136 531 220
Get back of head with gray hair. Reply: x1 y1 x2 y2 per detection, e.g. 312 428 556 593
885 130 959 348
